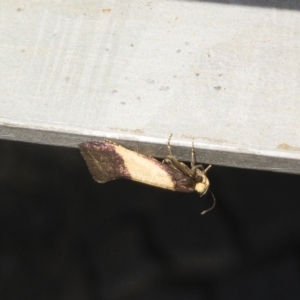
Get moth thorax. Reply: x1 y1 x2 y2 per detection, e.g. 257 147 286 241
194 175 210 195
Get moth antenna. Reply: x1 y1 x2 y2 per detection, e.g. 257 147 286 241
200 190 216 215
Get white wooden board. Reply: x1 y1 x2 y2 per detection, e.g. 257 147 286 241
1 0 300 173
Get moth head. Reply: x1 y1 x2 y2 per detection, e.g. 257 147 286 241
194 172 210 195
194 165 212 195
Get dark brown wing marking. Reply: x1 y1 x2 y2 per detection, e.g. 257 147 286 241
79 141 131 183
159 163 195 192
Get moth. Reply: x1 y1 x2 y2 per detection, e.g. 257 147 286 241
79 135 215 214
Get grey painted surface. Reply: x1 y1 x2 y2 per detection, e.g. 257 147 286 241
1 1 300 173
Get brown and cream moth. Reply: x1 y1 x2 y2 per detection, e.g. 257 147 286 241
79 135 215 214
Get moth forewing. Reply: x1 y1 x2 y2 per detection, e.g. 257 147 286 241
79 140 195 193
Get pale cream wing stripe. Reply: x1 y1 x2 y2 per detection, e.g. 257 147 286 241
113 143 176 191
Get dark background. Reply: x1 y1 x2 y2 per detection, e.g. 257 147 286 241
0 139 300 300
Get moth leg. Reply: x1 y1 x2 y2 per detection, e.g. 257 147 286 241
167 155 190 175
204 165 212 173
104 139 118 145
190 142 212 176
191 140 196 168
167 134 173 156
163 158 172 165
191 164 209 174
190 142 202 176
163 138 173 165
190 140 206 177
166 134 195 177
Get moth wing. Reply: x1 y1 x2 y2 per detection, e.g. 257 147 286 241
80 140 195 193
79 141 131 183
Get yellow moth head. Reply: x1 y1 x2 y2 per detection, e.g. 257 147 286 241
194 174 210 195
